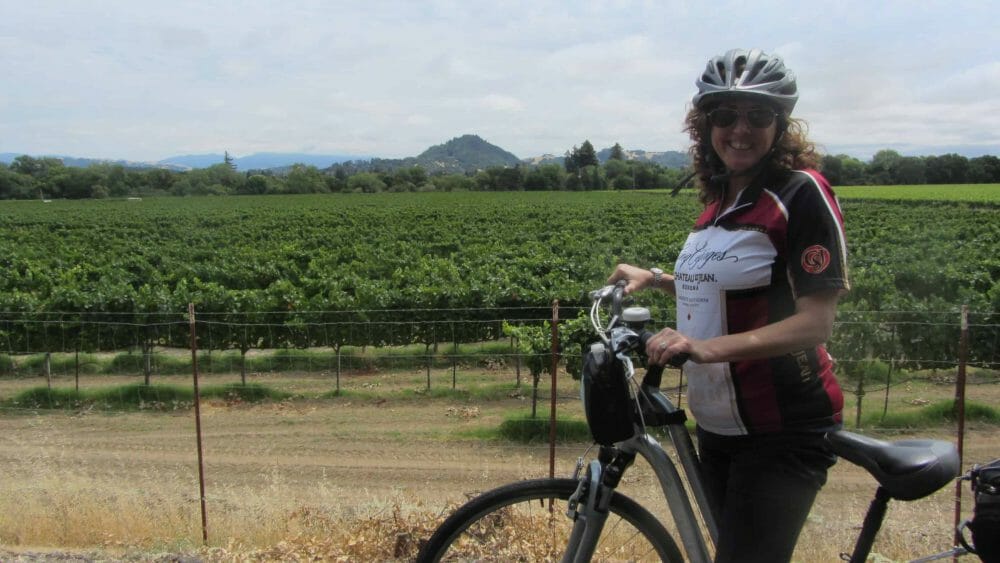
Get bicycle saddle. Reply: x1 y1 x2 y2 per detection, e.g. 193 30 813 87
825 430 960 501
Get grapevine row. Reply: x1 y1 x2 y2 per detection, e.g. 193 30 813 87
0 192 996 367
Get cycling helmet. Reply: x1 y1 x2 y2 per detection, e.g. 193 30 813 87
693 48 798 114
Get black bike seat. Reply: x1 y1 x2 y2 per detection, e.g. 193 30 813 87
825 430 960 501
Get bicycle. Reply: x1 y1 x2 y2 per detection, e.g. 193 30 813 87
417 280 982 562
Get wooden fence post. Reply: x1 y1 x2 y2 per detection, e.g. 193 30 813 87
189 304 209 544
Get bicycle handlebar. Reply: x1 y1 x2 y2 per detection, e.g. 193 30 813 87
590 282 690 372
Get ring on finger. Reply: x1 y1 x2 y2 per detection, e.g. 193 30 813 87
659 341 668 350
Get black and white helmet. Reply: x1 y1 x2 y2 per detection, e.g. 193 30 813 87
692 48 798 114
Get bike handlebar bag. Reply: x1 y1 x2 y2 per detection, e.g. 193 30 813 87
581 343 636 446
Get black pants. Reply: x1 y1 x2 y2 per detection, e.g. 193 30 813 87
696 426 837 563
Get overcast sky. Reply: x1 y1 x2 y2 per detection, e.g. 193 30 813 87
2 0 997 163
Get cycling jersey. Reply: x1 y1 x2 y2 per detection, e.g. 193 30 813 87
674 169 848 436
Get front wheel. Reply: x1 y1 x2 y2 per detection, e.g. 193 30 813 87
417 477 683 562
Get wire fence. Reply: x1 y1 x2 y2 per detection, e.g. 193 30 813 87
1 306 997 368
0 305 996 409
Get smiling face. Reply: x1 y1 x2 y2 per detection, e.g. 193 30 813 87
709 99 779 179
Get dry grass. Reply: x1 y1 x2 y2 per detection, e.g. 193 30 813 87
0 367 995 561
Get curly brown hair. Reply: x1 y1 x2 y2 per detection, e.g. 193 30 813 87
683 106 821 204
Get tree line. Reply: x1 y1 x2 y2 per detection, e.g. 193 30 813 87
822 150 1000 186
1 145 998 200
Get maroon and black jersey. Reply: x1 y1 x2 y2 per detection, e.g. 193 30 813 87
674 169 848 435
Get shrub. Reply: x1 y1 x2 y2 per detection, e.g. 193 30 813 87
498 414 590 443
871 399 1000 428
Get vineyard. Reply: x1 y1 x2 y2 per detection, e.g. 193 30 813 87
0 189 997 370
0 187 998 560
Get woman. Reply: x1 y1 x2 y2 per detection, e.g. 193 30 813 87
609 48 849 562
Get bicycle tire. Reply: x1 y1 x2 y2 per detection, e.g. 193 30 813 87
418 477 684 562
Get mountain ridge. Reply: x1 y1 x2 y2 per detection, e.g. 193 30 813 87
1 136 691 173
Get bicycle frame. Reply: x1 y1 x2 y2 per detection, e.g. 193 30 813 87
565 404 717 563
567 281 718 562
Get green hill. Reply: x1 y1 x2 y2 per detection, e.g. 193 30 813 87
328 134 521 175
416 134 521 172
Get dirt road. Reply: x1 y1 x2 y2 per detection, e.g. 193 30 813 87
0 385 995 561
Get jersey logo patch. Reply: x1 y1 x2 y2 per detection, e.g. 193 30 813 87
802 245 831 274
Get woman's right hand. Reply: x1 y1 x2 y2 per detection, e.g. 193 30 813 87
606 263 654 296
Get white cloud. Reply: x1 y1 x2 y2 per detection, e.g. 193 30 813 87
0 1 997 161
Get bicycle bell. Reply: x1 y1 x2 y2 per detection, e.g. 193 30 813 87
622 306 651 330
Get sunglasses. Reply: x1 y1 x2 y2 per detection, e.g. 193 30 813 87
707 107 779 129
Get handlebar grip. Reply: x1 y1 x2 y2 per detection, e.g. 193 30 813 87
638 331 690 368
667 352 691 368
637 331 690 389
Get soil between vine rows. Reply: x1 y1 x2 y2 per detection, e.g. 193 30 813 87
0 370 995 561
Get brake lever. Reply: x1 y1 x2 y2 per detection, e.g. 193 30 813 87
590 284 616 301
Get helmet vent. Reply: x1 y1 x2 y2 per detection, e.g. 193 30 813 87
715 61 727 82
733 56 747 83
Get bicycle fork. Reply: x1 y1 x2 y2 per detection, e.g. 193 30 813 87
563 447 633 563
563 432 717 563
563 459 612 563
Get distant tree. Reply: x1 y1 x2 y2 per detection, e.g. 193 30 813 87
604 159 631 189
497 167 524 191
347 172 386 193
430 173 475 192
895 156 926 185
968 155 1000 183
475 166 524 191
143 168 176 193
387 166 429 192
224 151 236 170
566 164 604 191
56 167 102 199
564 147 579 174
206 163 244 192
609 142 626 161
177 164 241 196
168 176 195 196
324 173 346 193
404 166 428 186
10 155 63 178
838 155 867 185
576 140 599 168
91 163 128 196
240 174 272 195
925 153 969 184
523 164 566 191
866 149 902 185
633 161 661 190
285 164 328 194
0 163 35 199
564 141 599 176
